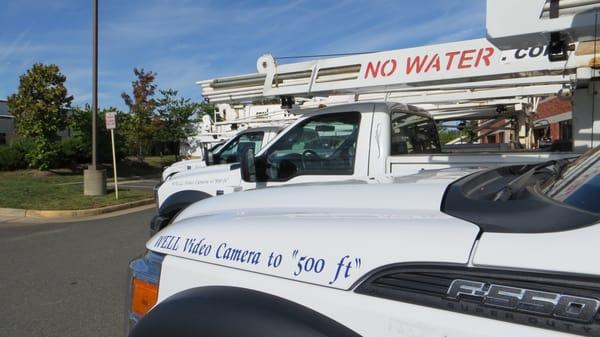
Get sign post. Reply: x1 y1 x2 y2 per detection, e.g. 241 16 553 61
105 112 118 199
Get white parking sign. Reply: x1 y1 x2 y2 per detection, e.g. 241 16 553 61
105 112 116 130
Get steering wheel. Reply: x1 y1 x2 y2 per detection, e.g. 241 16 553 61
301 149 322 169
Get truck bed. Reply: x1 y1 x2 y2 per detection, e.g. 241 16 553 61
388 151 576 176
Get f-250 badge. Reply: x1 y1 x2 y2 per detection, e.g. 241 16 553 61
447 279 600 323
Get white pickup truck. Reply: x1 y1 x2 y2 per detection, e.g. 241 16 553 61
128 146 600 337
160 126 282 181
152 101 573 233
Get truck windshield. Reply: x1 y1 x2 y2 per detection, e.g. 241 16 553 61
390 111 440 155
542 146 600 214
215 132 264 164
264 112 361 181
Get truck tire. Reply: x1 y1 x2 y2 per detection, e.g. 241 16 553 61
128 286 362 337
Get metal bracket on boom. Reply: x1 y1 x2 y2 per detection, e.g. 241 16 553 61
549 0 560 19
549 32 575 62
280 96 294 109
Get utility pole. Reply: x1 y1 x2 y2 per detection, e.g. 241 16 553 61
84 0 107 196
92 0 98 170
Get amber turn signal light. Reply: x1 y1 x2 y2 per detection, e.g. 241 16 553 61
131 278 159 317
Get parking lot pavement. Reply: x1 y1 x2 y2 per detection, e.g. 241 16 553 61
0 207 154 337
0 216 21 223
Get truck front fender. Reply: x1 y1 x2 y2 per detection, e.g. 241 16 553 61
128 286 362 337
158 190 213 218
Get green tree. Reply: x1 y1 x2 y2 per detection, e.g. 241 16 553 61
7 63 73 170
121 68 157 160
68 105 129 162
438 121 480 144
461 121 479 143
199 102 216 120
155 89 201 160
438 129 461 145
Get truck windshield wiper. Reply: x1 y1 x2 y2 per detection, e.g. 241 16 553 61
492 160 564 202
551 158 571 180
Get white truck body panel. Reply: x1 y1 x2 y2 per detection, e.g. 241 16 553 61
474 223 600 276
387 152 577 176
162 159 214 180
150 172 480 288
157 256 573 337
172 169 475 222
149 207 478 290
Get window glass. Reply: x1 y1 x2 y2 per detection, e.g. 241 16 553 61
390 111 440 155
543 146 600 214
216 132 264 164
264 112 361 181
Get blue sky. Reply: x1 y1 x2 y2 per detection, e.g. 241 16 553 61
0 0 486 110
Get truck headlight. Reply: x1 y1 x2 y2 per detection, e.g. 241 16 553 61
126 251 165 333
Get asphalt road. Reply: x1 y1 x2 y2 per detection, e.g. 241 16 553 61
0 207 155 337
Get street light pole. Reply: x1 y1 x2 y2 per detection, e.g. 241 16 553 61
84 0 107 196
92 0 98 170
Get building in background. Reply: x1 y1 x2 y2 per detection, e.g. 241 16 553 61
0 100 73 145
475 97 573 151
0 100 15 145
531 97 572 150
478 119 512 145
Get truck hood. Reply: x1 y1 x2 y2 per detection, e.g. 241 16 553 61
148 168 481 290
158 167 241 205
168 158 207 169
163 162 235 181
172 167 477 219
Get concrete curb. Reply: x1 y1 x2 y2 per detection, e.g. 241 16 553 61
0 208 27 218
0 198 154 219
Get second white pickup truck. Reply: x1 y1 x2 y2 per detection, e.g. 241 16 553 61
161 126 283 181
151 102 574 234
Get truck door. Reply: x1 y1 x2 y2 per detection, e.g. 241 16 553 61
246 110 370 188
213 131 265 164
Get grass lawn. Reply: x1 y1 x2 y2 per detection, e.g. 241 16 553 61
143 155 177 168
0 170 152 210
111 155 177 178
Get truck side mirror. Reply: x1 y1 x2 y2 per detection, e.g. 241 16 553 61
240 146 256 182
206 151 214 166
203 147 211 166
